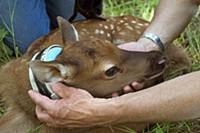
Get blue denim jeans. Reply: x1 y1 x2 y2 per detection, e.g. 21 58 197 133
0 0 84 53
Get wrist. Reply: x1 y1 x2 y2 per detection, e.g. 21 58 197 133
137 37 160 52
92 98 123 125
99 97 136 124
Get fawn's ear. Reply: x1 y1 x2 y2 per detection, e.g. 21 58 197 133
29 60 77 83
57 16 79 43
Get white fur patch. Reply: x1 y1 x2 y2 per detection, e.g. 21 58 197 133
131 20 136 24
100 30 104 34
95 29 100 34
104 25 109 29
110 24 114 30
107 33 111 37
103 63 115 72
126 25 134 30
137 23 144 26
71 24 79 41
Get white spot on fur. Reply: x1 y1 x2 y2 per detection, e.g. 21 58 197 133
80 32 85 35
82 28 87 32
120 20 124 23
100 30 104 34
103 63 115 72
116 26 121 31
95 29 100 34
114 39 126 44
137 23 144 26
71 24 79 41
99 24 103 27
117 22 121 25
131 20 136 24
124 23 129 26
119 32 126 35
110 24 114 30
104 25 109 29
107 33 111 37
126 25 134 30
58 64 69 77
109 18 116 21
135 25 141 29
81 30 89 34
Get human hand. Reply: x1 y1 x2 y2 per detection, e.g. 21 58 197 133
117 38 160 52
28 83 117 128
113 38 160 97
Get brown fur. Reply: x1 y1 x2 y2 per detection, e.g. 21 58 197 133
0 15 190 133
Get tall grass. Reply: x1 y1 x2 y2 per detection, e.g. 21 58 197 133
103 0 158 21
0 0 20 58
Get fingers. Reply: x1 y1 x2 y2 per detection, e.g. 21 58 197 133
36 106 53 122
112 92 119 97
112 82 144 97
28 90 55 111
123 82 144 94
123 85 135 93
131 82 144 90
51 83 93 100
51 83 76 98
35 106 66 128
117 42 136 51
117 42 147 52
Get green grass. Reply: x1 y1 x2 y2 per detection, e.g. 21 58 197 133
103 0 158 21
0 0 200 133
0 28 13 65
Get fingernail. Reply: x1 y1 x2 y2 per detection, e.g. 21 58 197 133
124 86 132 92
112 92 119 97
28 90 32 94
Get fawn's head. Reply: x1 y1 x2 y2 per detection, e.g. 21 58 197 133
30 17 165 97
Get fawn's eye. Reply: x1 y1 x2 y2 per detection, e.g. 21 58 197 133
105 66 120 77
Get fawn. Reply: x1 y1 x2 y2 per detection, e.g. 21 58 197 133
0 16 189 133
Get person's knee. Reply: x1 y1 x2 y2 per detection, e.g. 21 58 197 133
0 0 50 53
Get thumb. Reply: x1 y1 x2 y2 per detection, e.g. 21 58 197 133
50 83 77 98
117 42 139 51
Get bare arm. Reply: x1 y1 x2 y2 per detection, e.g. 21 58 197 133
113 71 200 123
113 0 200 123
118 0 199 94
142 0 198 44
28 71 200 128
119 0 199 51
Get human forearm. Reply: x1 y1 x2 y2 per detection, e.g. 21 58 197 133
28 71 200 128
108 71 200 123
138 0 199 46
